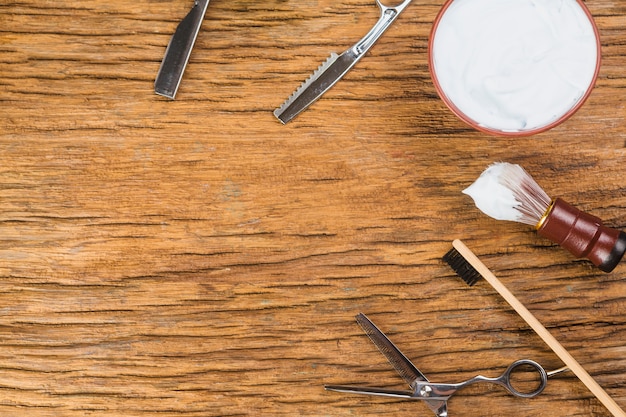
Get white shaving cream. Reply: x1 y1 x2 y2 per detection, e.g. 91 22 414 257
430 0 599 133
463 163 523 222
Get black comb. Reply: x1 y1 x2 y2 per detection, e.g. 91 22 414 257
443 246 483 286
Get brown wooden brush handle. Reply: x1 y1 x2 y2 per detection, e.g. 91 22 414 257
452 240 626 417
537 198 626 272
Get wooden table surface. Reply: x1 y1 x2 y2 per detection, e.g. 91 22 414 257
2 1 626 416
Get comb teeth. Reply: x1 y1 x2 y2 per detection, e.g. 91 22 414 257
443 247 483 286
354 313 425 386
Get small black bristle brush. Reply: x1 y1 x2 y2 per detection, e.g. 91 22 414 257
443 239 626 417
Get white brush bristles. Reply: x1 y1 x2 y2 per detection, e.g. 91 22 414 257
464 162 552 226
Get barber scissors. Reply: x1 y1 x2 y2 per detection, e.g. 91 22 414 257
274 0 413 124
325 313 568 416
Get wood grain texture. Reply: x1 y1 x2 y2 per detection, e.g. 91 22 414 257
1 0 626 416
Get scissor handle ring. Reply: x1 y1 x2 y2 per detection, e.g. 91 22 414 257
502 359 548 398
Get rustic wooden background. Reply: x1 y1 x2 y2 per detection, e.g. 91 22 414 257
1 0 626 416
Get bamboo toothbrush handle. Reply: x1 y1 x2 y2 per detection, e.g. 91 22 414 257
452 239 626 417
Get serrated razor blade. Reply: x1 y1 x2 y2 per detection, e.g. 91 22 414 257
273 50 358 124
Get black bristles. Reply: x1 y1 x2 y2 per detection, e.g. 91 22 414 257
443 247 483 286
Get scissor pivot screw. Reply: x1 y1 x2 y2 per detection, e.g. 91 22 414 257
419 385 433 397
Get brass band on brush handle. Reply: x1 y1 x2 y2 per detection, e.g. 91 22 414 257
537 198 626 272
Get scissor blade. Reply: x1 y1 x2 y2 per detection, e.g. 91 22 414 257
273 50 358 124
356 313 448 417
155 0 210 99
326 385 451 402
325 385 415 399
356 313 427 385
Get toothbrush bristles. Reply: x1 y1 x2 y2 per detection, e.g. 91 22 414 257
443 247 483 286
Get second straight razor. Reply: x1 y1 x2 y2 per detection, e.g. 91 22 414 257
274 0 413 124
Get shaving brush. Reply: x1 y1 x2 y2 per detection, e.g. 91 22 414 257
464 162 626 272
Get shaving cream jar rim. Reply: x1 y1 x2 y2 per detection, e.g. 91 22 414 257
428 0 601 137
